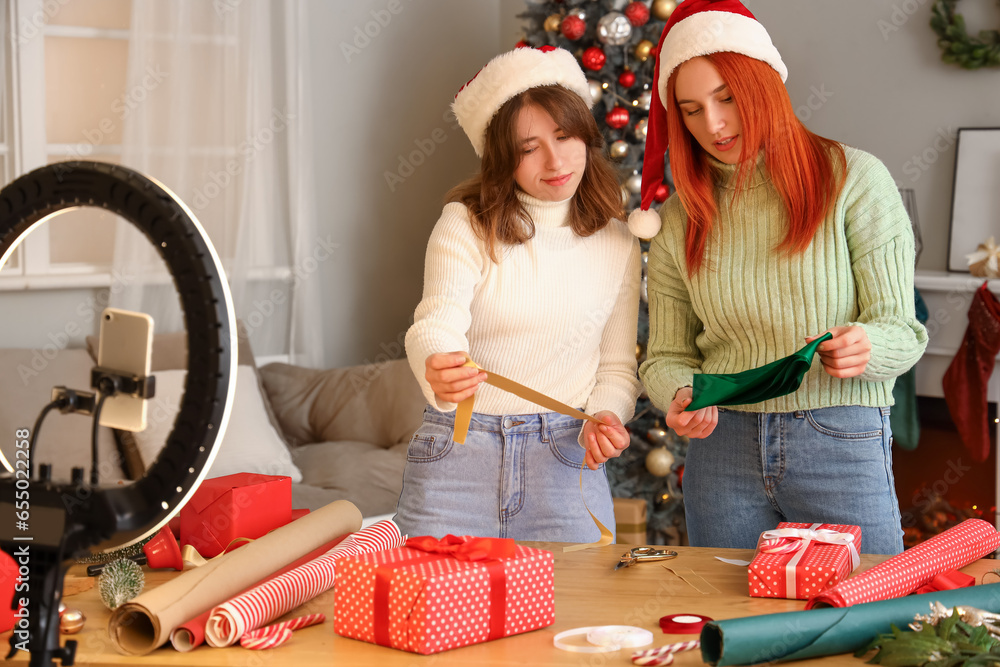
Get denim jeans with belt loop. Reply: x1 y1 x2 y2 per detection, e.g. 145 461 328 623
393 406 616 543
682 405 904 555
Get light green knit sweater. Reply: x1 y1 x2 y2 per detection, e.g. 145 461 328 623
639 145 928 414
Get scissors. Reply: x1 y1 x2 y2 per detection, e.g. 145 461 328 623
615 546 678 570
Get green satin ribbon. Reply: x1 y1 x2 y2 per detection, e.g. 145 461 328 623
686 332 833 411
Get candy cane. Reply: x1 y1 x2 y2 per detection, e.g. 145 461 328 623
760 538 801 555
239 613 325 650
632 640 701 666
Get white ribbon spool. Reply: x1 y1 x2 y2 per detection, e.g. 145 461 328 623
553 625 654 653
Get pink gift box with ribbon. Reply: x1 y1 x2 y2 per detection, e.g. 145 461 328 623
333 535 554 654
748 522 862 600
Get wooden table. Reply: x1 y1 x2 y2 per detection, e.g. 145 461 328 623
7 543 999 666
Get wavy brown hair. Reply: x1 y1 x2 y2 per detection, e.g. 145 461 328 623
447 85 623 263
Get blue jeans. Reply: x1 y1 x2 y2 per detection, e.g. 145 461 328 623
683 406 904 555
393 407 615 543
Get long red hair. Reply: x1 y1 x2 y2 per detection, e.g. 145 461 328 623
665 53 846 275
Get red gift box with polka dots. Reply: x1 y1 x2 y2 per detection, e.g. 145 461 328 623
747 522 862 600
333 539 555 654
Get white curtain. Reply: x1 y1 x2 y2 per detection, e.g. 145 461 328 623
113 0 323 368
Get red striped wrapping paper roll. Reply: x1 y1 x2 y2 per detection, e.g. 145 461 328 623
239 613 325 650
204 520 404 647
806 518 1000 609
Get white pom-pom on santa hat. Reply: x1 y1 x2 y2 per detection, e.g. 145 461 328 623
628 208 662 239
452 46 592 158
630 0 787 239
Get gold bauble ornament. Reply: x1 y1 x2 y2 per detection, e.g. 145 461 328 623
610 140 630 160
60 608 86 634
634 39 654 62
544 14 563 32
651 0 677 21
645 446 675 477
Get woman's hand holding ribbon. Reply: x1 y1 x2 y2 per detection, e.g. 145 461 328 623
425 352 487 403
581 411 629 471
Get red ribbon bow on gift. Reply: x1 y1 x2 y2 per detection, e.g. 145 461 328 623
404 535 516 562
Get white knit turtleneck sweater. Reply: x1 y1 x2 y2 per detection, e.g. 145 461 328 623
405 190 642 422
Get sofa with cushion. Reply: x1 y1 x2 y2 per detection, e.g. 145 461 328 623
0 333 425 521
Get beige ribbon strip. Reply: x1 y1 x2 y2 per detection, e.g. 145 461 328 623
454 358 600 445
454 356 612 552
180 537 255 568
663 566 720 595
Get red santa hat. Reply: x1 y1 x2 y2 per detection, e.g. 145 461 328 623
627 0 788 239
453 46 593 158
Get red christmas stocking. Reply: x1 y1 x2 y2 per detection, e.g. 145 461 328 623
943 282 1000 463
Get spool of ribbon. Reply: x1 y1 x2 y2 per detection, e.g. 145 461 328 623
553 625 653 653
754 526 860 600
454 355 614 553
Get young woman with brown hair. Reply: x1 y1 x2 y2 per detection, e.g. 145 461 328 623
633 0 927 555
395 47 642 542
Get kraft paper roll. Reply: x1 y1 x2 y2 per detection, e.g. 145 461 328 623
108 499 362 656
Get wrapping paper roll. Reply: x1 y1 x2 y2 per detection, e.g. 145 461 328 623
806 519 1000 608
205 519 403 647
168 532 350 651
108 499 362 656
700 583 1000 666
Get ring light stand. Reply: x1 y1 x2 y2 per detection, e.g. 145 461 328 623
0 161 237 666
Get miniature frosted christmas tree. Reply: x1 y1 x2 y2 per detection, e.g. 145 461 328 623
98 558 145 609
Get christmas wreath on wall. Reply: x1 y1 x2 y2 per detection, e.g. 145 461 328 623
930 0 1000 69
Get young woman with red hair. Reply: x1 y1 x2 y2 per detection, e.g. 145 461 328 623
634 0 927 555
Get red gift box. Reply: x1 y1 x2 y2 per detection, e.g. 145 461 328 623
748 522 861 600
334 535 554 654
180 473 291 558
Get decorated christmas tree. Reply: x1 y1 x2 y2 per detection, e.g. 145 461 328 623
518 0 689 545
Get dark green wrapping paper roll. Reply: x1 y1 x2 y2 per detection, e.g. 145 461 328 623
700 583 1000 666
686 333 833 411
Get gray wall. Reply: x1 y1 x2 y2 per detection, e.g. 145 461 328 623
749 0 1000 271
310 0 524 368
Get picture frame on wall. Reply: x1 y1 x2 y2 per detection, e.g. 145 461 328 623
947 127 1000 273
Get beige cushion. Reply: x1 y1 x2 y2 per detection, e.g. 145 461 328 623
130 365 303 482
258 359 426 448
291 441 408 516
0 348 124 483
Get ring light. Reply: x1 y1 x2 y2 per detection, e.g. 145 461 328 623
0 161 237 666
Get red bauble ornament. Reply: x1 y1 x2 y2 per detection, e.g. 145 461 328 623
605 106 630 129
581 46 606 71
676 464 684 489
654 183 669 203
561 15 586 41
624 1 650 27
618 69 636 88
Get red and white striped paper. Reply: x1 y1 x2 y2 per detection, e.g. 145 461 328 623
805 518 1000 608
204 520 403 647
239 613 325 650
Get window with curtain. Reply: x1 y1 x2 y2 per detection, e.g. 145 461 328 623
1 0 322 367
